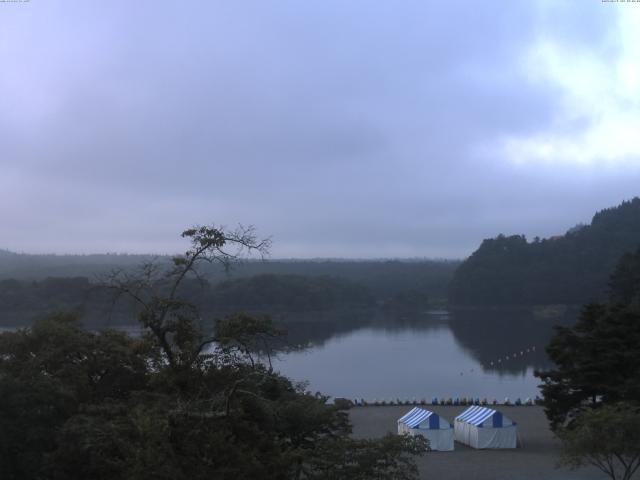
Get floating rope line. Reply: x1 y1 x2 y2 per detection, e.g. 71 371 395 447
486 346 536 368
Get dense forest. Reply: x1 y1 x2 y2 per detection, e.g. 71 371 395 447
0 241 457 330
449 198 640 306
0 253 458 303
0 264 450 328
0 275 370 329
211 274 373 312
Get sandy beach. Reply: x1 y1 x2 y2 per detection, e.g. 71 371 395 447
349 405 606 480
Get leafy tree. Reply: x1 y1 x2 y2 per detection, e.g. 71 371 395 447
536 248 640 479
301 434 428 480
105 224 271 372
0 313 149 479
536 304 640 429
215 312 284 370
0 224 428 479
536 248 640 429
610 249 640 307
558 403 640 480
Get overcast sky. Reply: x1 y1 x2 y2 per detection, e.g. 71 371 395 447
1 1 639 258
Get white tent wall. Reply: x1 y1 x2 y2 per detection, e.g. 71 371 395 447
409 427 455 452
454 421 473 447
476 425 517 449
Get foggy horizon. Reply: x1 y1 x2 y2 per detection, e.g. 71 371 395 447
0 201 614 260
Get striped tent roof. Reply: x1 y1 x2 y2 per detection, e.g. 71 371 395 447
397 407 435 428
455 406 499 426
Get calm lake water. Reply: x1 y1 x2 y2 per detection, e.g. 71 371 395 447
270 308 575 402
2 305 576 403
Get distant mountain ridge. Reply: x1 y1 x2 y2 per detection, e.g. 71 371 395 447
448 197 640 306
0 251 162 280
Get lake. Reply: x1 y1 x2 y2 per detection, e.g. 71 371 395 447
270 308 575 402
1 304 576 403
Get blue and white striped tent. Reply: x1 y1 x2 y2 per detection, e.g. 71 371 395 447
454 406 517 449
397 407 454 451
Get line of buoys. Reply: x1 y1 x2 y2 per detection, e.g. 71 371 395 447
461 347 540 375
487 346 537 368
353 396 542 407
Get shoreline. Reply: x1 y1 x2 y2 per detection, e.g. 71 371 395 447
349 405 602 480
345 398 541 407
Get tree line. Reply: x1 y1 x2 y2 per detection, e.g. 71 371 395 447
0 274 376 329
0 270 444 330
449 198 640 306
0 250 458 302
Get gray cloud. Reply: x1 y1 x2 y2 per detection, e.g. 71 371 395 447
1 0 637 257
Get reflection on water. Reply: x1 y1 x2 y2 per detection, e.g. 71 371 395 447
1 305 577 401
271 308 577 401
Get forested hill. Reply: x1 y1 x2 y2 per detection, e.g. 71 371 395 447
448 197 640 306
